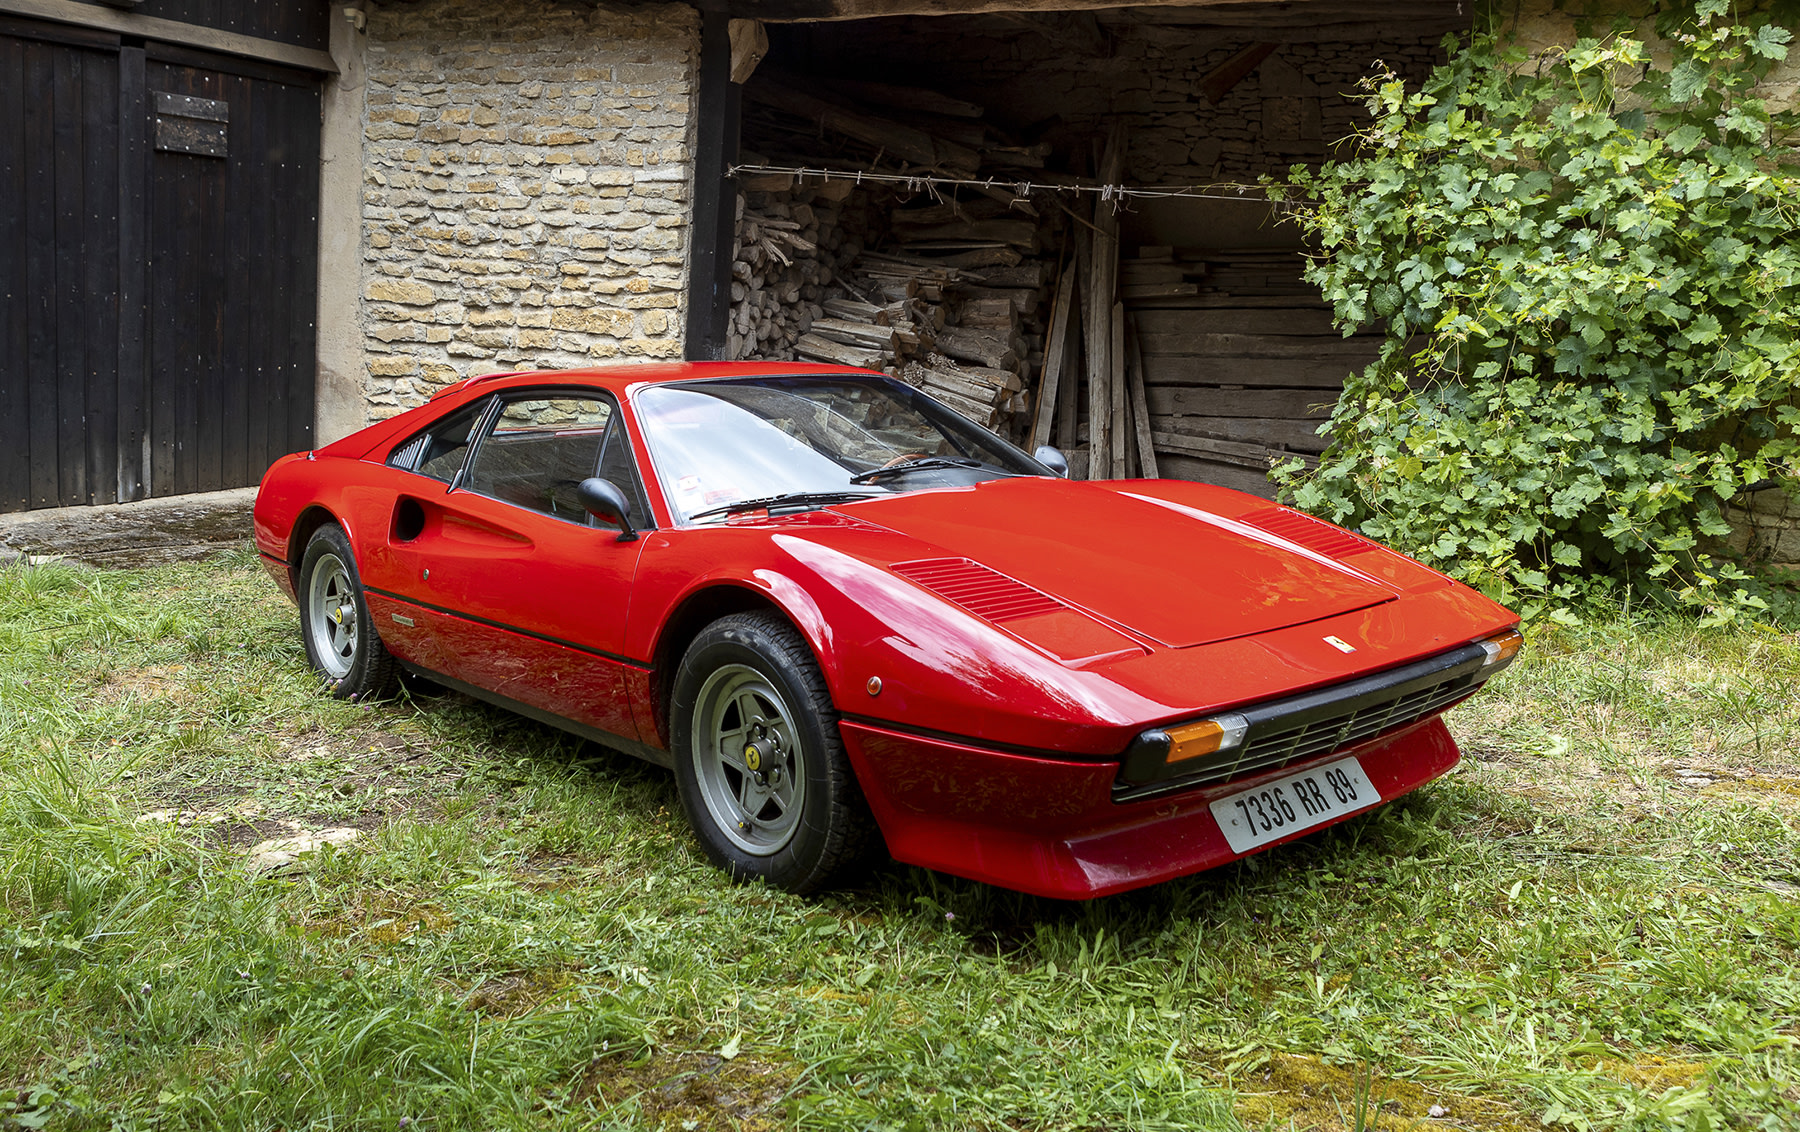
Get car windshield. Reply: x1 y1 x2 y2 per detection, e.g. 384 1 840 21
635 375 1048 523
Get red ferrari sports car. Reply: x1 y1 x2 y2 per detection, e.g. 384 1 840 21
254 362 1521 898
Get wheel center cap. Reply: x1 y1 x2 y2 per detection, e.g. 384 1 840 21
743 742 763 772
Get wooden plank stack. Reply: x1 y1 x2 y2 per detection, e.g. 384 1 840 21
1124 247 1379 498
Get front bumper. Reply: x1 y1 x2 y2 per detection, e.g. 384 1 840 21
839 714 1462 899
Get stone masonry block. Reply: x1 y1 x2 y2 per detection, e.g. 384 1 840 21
551 308 636 336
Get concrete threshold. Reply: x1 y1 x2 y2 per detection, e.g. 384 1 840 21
0 487 257 568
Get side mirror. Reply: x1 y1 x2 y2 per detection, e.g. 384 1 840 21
1033 445 1070 478
577 477 639 542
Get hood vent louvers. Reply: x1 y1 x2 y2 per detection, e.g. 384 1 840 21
1239 506 1374 559
892 557 1064 623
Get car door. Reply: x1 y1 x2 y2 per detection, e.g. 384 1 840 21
375 389 651 742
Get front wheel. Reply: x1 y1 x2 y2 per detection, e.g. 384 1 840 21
298 525 398 700
671 612 876 894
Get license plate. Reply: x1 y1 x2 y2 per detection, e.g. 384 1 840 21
1210 756 1379 855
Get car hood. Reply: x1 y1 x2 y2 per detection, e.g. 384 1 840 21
835 478 1399 649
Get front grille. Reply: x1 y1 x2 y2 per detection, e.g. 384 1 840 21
1115 641 1491 801
1188 674 1475 785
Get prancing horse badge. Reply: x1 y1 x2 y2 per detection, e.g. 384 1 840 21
1323 635 1357 654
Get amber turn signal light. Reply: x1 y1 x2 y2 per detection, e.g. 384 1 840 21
1165 713 1249 763
1477 628 1524 668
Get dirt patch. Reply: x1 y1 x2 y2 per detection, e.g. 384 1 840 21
0 488 254 568
462 965 581 1016
305 891 457 944
573 1050 790 1131
137 719 461 834
1594 1057 1705 1092
103 664 197 705
1221 1054 1544 1132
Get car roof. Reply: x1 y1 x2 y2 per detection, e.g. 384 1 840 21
430 360 884 402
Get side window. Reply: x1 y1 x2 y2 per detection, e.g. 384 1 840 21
597 415 651 532
389 399 489 483
462 394 612 523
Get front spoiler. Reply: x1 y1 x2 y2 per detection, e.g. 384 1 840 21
839 714 1462 899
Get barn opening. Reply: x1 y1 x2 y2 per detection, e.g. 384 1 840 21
710 3 1468 496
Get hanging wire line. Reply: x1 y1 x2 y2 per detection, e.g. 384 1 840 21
725 162 1305 209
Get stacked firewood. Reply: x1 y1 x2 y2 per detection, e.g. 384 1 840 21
726 71 1077 444
726 182 1059 442
726 170 872 363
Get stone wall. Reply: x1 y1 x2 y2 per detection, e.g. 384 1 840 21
1500 0 1800 111
356 0 699 420
792 17 1445 186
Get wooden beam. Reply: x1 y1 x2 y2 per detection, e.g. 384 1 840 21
1134 308 1342 336
1126 314 1159 479
1110 301 1128 480
725 0 1467 26
1029 260 1077 452
1153 413 1332 453
1084 122 1124 480
1147 386 1338 419
0 0 336 72
1139 354 1365 389
1153 430 1310 473
1060 223 1088 453
745 74 980 173
1123 19 1470 44
728 18 769 84
1198 42 1277 105
817 77 984 118
1138 332 1381 359
685 9 741 362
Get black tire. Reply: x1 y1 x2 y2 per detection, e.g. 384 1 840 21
671 611 877 894
297 525 398 701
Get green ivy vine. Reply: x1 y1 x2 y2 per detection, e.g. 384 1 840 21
1271 1 1800 625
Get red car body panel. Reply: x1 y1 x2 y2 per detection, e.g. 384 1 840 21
255 362 1518 898
840 715 1462 899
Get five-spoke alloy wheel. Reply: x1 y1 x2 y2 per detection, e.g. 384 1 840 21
298 525 398 700
672 612 875 893
690 663 808 855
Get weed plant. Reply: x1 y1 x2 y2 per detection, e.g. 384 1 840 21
1 552 1796 1130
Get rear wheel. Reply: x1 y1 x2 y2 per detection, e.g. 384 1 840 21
671 612 876 894
298 525 397 700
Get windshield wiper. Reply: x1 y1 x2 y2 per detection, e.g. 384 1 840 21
848 457 985 485
688 490 879 521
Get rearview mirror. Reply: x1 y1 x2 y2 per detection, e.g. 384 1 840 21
1033 445 1070 478
577 477 639 542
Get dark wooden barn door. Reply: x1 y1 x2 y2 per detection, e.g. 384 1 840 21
145 57 320 497
0 22 124 511
0 18 320 512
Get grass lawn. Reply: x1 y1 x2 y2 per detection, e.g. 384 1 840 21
1 551 1797 1132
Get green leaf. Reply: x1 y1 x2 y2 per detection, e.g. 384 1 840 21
1664 124 1706 153
1669 59 1708 103
1750 24 1792 61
